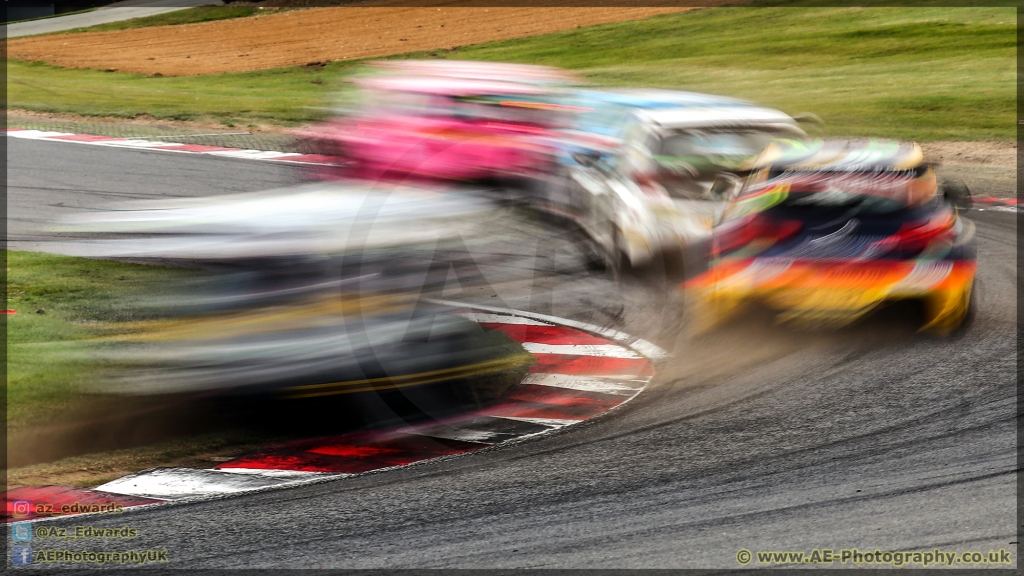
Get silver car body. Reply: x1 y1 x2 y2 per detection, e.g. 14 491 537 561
561 105 806 267
53 181 507 261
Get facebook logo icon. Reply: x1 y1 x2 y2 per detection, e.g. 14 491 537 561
11 545 33 565
11 522 32 542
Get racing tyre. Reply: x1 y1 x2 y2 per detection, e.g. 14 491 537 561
500 182 532 208
579 230 608 272
923 281 977 338
948 283 977 339
605 225 629 281
941 179 972 209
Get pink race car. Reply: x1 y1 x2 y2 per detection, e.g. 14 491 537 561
299 62 579 183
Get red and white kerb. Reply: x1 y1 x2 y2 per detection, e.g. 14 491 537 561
4 305 664 520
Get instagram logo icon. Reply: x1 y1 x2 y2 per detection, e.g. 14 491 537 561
11 500 31 519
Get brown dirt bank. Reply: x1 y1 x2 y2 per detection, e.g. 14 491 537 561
6 4 691 76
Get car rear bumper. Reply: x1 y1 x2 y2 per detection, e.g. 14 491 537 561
684 257 977 334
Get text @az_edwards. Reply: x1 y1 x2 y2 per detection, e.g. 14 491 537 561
35 525 138 540
10 499 124 518
735 547 1013 567
11 521 139 543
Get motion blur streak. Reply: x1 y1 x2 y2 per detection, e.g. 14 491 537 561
296 60 580 184
51 175 535 427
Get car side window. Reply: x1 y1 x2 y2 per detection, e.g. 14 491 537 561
578 101 629 137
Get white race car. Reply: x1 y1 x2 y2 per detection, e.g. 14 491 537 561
546 105 807 273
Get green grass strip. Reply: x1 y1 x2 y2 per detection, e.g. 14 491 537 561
6 6 1016 140
55 6 263 35
5 251 190 429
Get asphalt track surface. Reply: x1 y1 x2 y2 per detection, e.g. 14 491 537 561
3 1 222 40
7 138 1017 569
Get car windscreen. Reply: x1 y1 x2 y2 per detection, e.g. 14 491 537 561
722 186 924 224
657 130 777 161
774 190 910 215
728 172 936 222
770 170 935 211
766 166 931 180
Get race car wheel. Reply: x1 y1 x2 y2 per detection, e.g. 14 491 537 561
923 280 977 338
948 282 978 339
941 179 973 209
499 178 533 207
605 225 628 280
577 226 608 272
679 288 742 337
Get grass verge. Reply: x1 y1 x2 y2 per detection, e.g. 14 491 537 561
5 250 190 430
6 432 286 490
6 59 337 126
4 6 1016 140
54 6 266 35
2 252 325 486
5 250 533 487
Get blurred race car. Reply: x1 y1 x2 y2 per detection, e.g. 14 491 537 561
56 181 534 408
298 61 580 183
684 138 977 335
97 295 533 410
537 101 806 272
56 181 506 266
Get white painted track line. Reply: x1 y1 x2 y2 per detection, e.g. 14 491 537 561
522 373 646 395
97 468 308 500
457 313 552 326
498 416 580 427
520 343 643 359
428 298 670 360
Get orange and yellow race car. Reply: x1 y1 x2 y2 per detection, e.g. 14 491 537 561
684 138 976 335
